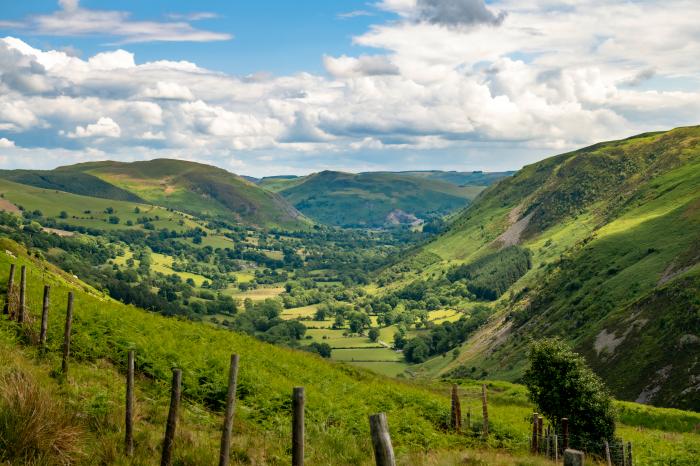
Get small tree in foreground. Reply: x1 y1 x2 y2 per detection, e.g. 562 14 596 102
524 338 616 452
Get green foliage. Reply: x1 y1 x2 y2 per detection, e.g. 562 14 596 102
524 339 616 452
447 246 532 300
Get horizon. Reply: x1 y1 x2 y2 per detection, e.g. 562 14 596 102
0 1 699 177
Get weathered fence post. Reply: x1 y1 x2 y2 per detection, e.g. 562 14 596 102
467 407 471 430
531 412 539 453
537 415 544 454
219 354 240 466
61 292 74 374
369 413 396 466
17 265 26 323
604 440 612 466
481 384 489 437
450 384 461 432
3 263 14 315
562 418 569 451
292 387 305 466
161 368 182 466
40 285 50 346
554 434 559 463
125 350 135 456
563 449 584 466
627 441 632 466
546 426 551 459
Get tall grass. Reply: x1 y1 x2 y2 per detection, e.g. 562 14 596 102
0 369 85 465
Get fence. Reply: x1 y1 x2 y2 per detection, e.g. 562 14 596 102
1 262 634 465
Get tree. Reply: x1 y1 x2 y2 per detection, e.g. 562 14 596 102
108 216 120 224
59 211 68 219
523 339 616 452
368 328 380 343
393 331 406 349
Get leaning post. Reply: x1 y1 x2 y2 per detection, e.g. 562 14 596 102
161 368 182 466
219 354 240 466
40 285 50 346
17 265 26 323
450 384 461 432
61 292 74 374
369 413 396 466
292 387 305 466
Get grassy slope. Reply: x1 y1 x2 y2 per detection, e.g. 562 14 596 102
0 178 198 233
273 171 479 227
46 159 307 229
407 126 700 410
0 239 697 465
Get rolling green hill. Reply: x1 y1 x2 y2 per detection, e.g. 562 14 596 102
265 171 487 227
0 160 308 229
397 126 700 410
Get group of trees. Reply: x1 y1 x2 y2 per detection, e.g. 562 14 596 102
401 305 490 363
446 246 532 300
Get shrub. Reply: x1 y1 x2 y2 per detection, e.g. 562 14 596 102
524 339 616 453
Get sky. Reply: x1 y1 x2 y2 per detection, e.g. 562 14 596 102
0 0 699 177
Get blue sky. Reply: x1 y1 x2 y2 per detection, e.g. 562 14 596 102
0 0 699 177
1 1 387 76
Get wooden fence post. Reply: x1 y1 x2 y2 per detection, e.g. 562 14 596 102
292 387 305 466
604 440 612 466
369 413 396 466
554 434 558 463
450 384 461 432
3 263 14 315
531 412 538 453
537 415 544 454
125 350 135 456
61 292 74 375
219 354 240 466
161 368 182 466
627 441 632 466
467 407 471 430
481 384 489 437
40 285 50 346
562 418 569 451
546 426 551 459
17 265 26 323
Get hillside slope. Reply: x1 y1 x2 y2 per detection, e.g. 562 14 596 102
0 239 697 465
406 126 700 410
269 171 483 227
1 160 307 229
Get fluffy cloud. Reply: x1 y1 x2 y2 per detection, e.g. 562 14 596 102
0 138 16 148
323 55 400 78
67 117 121 138
7 0 232 44
1 0 700 176
139 82 194 100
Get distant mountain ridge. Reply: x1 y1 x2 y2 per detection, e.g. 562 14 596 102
261 170 511 227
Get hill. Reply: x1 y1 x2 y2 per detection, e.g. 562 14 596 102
266 171 488 227
393 126 700 410
0 159 307 229
0 239 697 465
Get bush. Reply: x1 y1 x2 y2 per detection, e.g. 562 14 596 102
524 339 616 453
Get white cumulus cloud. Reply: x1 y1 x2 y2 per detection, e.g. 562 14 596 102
67 117 121 138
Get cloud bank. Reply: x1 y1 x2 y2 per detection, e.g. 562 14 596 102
1 0 699 176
